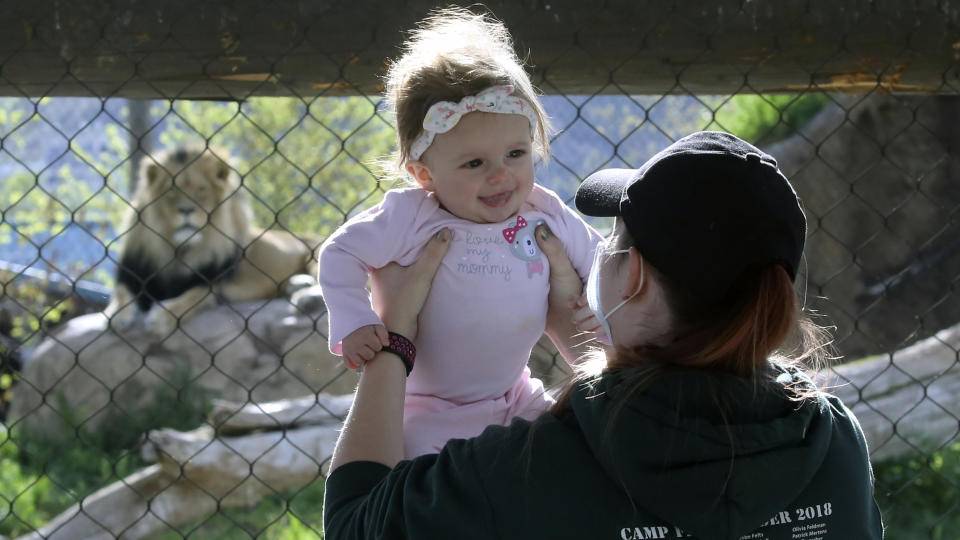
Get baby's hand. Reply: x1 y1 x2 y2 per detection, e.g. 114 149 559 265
342 324 390 370
570 294 609 343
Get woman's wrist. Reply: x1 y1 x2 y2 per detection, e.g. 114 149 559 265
330 346 408 472
384 321 417 340
377 307 417 339
378 331 416 375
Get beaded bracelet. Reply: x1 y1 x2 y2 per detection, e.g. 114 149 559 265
380 332 416 375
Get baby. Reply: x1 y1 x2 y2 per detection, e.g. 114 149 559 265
318 7 602 458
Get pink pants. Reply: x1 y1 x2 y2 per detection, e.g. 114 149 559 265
402 367 554 458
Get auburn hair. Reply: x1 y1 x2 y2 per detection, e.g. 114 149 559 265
550 236 831 416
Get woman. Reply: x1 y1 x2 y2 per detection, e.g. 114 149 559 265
323 131 884 540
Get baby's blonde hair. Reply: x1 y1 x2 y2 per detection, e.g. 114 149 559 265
384 6 551 175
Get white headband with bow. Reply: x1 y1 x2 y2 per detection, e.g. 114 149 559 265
409 85 538 161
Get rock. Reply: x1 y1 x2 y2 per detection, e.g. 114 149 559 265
820 323 960 462
208 393 354 435
765 95 960 359
7 290 574 440
7 299 358 439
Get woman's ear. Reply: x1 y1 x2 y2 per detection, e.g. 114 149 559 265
623 247 645 299
406 161 435 192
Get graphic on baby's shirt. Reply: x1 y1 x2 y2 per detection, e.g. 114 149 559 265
502 215 546 279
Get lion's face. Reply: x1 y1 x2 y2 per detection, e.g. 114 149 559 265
136 148 239 248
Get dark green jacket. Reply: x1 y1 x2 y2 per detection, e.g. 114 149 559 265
324 366 884 539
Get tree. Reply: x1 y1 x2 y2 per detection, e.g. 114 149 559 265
153 95 397 240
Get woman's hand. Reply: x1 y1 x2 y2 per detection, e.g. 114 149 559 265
535 224 590 364
370 228 451 338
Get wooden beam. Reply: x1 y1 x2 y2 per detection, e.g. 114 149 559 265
1 0 958 99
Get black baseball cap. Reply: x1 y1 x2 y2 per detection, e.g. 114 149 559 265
575 131 806 304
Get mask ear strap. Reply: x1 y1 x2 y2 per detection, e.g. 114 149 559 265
606 252 645 320
636 253 645 296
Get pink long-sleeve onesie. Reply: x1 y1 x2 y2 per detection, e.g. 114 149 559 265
318 184 602 457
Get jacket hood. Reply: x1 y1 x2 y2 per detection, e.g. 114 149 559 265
568 365 833 540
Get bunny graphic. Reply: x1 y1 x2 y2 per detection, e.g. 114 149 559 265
502 215 545 278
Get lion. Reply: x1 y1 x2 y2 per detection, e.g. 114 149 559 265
104 147 320 336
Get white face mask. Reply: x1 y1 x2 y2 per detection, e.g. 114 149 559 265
585 242 644 346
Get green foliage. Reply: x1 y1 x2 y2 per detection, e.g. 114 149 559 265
0 426 76 537
874 442 960 539
0 364 213 536
0 433 142 537
703 93 831 145
0 277 76 345
155 96 396 239
0 98 129 251
0 97 129 359
0 360 20 420
151 480 326 539
0 373 13 404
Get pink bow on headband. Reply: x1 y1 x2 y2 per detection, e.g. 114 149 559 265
502 215 528 243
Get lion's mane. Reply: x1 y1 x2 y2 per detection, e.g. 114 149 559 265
116 147 252 311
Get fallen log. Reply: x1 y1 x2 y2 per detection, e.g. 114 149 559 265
15 411 346 539
208 393 354 435
822 324 960 462
15 465 210 540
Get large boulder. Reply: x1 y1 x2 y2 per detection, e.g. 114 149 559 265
7 297 571 440
766 95 960 358
7 299 358 439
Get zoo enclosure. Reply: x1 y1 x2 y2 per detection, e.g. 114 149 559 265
0 1 959 539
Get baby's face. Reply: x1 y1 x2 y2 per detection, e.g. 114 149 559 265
417 112 535 224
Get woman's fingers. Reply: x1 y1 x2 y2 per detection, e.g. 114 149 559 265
573 306 602 332
413 228 452 275
370 228 452 338
536 224 584 333
535 224 583 301
401 228 451 306
576 319 602 333
535 225 580 287
374 324 390 347
404 228 451 302
572 306 594 325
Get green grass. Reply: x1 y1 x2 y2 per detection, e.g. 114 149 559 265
0 432 327 539
0 360 327 539
874 441 960 539
0 406 163 537
0 427 77 536
149 481 326 539
0 363 213 537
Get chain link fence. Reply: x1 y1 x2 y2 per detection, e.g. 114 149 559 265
0 1 958 538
